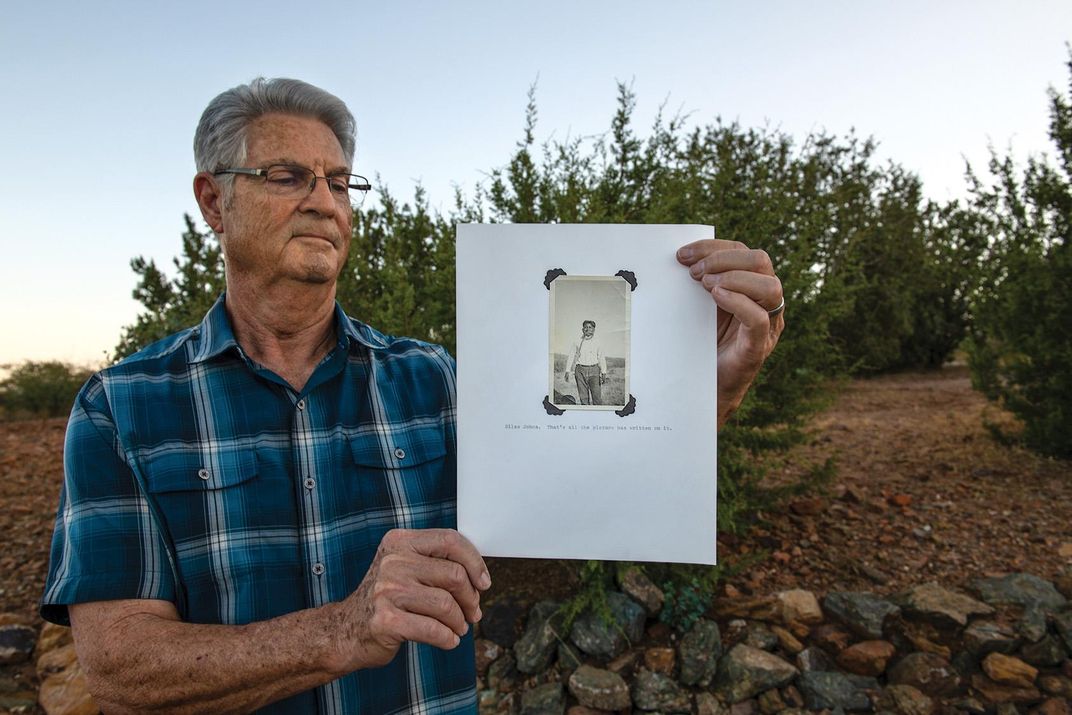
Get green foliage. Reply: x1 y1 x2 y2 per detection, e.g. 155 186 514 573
0 361 93 419
114 215 225 359
557 560 614 632
338 185 460 354
964 54 1072 459
659 576 712 633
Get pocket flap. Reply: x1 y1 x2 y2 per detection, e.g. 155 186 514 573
349 427 448 468
142 448 259 493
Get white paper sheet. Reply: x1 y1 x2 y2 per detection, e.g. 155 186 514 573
456 224 718 564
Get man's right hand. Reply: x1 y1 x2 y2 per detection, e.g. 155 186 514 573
325 528 490 673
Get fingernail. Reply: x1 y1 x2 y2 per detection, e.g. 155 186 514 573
702 274 719 289
479 571 491 589
689 260 705 278
677 247 693 260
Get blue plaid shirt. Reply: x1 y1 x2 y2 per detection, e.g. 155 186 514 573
42 295 476 714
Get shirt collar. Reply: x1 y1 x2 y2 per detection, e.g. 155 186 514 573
189 293 389 364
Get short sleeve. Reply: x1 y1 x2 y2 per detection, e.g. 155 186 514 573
40 375 177 625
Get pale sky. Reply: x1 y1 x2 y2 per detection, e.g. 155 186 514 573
2 1 1070 367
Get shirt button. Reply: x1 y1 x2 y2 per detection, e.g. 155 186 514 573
312 562 325 576
394 447 406 460
197 468 210 480
296 399 306 411
304 477 316 490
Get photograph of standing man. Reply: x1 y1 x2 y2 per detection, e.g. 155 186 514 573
564 320 607 405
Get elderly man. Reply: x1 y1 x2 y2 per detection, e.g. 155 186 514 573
41 78 785 713
564 319 608 405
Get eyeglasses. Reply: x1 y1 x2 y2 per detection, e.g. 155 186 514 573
213 164 372 204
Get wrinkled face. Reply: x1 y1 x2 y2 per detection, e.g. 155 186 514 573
582 323 595 338
217 113 353 288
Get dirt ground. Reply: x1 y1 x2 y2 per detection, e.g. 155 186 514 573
2 365 1070 624
486 364 1072 606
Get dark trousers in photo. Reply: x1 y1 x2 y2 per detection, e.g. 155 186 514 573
574 364 602 405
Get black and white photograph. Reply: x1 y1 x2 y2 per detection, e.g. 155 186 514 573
549 275 631 410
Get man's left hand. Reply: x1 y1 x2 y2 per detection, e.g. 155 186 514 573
676 239 785 427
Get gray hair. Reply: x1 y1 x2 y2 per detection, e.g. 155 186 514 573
193 77 356 177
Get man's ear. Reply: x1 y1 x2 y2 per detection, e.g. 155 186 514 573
193 172 226 234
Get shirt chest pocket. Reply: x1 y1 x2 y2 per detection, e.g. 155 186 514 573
140 450 263 557
347 427 454 530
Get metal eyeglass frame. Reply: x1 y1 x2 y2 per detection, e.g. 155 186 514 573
213 164 372 199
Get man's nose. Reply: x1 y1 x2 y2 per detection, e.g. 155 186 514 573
299 175 339 215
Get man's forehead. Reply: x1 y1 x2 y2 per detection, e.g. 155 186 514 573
246 113 348 169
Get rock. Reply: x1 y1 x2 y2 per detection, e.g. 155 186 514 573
797 646 837 672
1020 635 1068 667
678 618 722 687
729 700 760 715
475 639 503 677
488 651 520 692
567 708 606 715
823 592 901 640
797 671 873 711
879 684 935 715
1055 568 1072 600
37 658 98 715
973 574 1068 610
970 673 1042 704
950 696 988 714
516 601 566 674
696 691 728 715
744 623 779 651
776 589 824 625
1038 674 1072 698
35 623 73 659
570 592 646 660
894 620 952 659
606 649 639 674
494 692 518 715
887 652 962 697
837 640 897 676
617 567 665 616
996 703 1020 715
961 621 1021 657
770 624 804 654
1052 610 1072 655
810 623 854 654
36 643 78 678
567 665 631 711
982 652 1038 689
0 691 39 712
0 624 36 665
713 644 798 704
478 688 498 714
1033 697 1072 715
789 496 825 515
482 598 527 648
782 684 805 708
756 688 785 715
713 596 781 622
631 669 691 713
1018 601 1049 643
643 647 675 675
557 641 583 672
520 682 565 715
894 582 994 628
